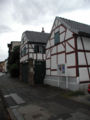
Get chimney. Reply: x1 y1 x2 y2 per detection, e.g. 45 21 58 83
42 27 45 33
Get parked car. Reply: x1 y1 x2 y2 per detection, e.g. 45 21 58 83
88 84 90 93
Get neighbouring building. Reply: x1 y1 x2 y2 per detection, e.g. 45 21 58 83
20 29 49 84
0 61 5 72
8 41 21 64
8 41 21 57
0 59 8 73
44 17 90 91
3 59 8 73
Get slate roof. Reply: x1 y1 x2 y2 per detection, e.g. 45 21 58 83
58 17 90 36
24 31 49 44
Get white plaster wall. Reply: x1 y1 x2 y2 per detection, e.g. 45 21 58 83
68 39 75 48
44 75 78 91
51 71 57 75
29 44 32 48
58 44 65 52
79 68 89 81
51 46 56 54
29 49 34 52
77 37 83 49
50 32 54 39
83 37 90 50
55 19 59 27
37 54 42 60
77 36 90 82
20 55 28 62
77 37 90 50
33 54 36 59
46 50 50 58
86 53 90 64
58 21 61 26
58 54 65 64
26 49 28 54
66 43 74 52
60 33 65 42
78 52 86 65
46 41 50 49
46 70 50 75
25 44 28 48
29 53 33 58
46 59 50 68
44 54 46 60
51 55 57 69
67 53 75 66
55 27 60 33
32 44 34 48
67 68 76 76
60 26 65 33
50 39 54 46
65 29 73 40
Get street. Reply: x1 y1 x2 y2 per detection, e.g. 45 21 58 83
0 74 90 120
0 73 9 120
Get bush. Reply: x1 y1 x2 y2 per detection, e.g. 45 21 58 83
9 63 19 77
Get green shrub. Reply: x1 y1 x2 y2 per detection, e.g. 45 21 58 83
9 63 19 77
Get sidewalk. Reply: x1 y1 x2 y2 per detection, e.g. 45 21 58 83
0 94 9 120
0 74 90 120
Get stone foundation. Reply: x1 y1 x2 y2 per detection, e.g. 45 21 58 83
44 75 79 91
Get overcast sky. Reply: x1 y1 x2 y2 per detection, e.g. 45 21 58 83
0 0 90 61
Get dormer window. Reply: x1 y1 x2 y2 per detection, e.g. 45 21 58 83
54 32 60 45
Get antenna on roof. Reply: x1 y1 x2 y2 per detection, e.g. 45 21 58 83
42 27 45 33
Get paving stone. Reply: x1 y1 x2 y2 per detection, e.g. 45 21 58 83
10 93 25 104
4 96 17 107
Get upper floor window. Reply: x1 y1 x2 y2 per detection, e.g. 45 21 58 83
54 32 60 45
21 46 26 57
34 45 45 54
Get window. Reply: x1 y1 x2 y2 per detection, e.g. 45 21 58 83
34 45 45 54
34 45 39 53
42 46 45 54
23 47 26 55
21 47 26 57
54 32 60 45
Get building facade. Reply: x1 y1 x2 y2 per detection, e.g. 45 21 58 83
20 30 49 84
44 17 90 91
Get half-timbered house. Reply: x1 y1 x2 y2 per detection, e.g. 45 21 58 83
44 17 90 91
20 30 49 84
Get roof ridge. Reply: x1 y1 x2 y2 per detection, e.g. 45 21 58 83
24 30 49 34
59 17 90 27
56 16 90 35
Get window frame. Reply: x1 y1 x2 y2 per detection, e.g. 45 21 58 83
54 31 60 45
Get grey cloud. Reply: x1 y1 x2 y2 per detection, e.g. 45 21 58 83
11 0 90 25
0 0 12 8
0 25 12 33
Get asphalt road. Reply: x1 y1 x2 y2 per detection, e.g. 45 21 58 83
0 74 90 120
0 91 9 120
0 73 9 120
